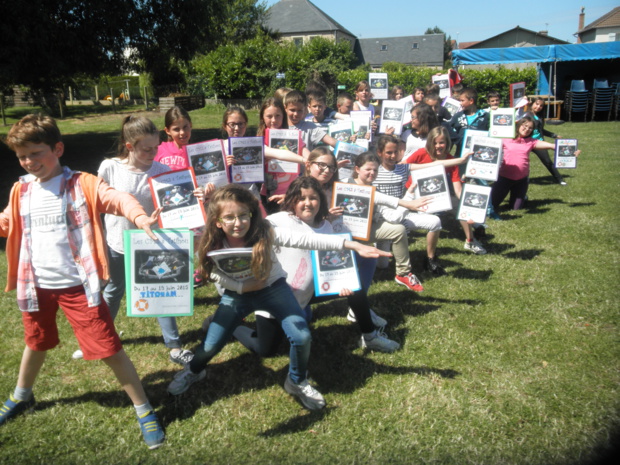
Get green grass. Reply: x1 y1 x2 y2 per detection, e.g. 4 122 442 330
0 107 618 464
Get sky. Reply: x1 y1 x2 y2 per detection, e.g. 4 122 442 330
263 0 618 45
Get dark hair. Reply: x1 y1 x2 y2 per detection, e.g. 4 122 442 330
117 115 158 158
486 91 500 101
425 83 440 96
515 114 535 138
306 90 326 105
390 85 405 100
282 176 329 223
354 151 381 168
411 103 439 138
221 106 248 137
6 113 61 150
376 134 400 154
257 98 288 136
164 106 191 141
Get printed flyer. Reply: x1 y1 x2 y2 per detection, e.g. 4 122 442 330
149 168 206 229
229 136 265 183
312 233 361 297
457 184 491 224
369 72 388 100
124 229 193 317
489 108 516 138
331 182 375 241
554 139 578 169
334 142 367 180
186 139 228 187
411 165 452 214
465 136 503 181
266 128 302 175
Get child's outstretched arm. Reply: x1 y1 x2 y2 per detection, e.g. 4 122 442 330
408 154 470 171
264 146 304 164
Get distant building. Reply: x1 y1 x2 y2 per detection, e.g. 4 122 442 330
264 0 443 68
576 7 620 44
458 26 568 49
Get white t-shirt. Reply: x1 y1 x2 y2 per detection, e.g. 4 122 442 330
29 174 81 288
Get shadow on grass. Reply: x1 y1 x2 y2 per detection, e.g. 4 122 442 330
503 248 544 260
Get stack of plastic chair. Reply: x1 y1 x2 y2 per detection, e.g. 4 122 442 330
564 80 589 122
591 79 614 121
613 83 620 121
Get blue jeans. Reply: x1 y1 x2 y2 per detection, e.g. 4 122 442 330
103 248 182 349
189 278 311 384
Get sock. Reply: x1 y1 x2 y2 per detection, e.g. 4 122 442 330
363 330 378 341
13 386 33 402
134 402 153 417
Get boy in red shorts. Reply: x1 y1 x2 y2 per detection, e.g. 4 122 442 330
0 114 165 449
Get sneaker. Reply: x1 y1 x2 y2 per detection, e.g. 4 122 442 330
72 349 83 360
347 308 387 328
169 349 194 366
167 366 206 395
283 375 326 411
424 256 446 276
193 270 203 289
464 239 487 255
0 394 36 425
137 410 165 450
360 331 400 353
560 181 567 186
394 273 424 292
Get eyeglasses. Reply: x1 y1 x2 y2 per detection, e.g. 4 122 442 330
218 213 252 225
312 161 336 172
226 122 247 129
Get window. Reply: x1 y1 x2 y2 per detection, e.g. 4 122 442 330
412 42 419 49
293 37 303 47
380 44 388 51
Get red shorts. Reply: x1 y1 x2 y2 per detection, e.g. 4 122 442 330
21 286 122 360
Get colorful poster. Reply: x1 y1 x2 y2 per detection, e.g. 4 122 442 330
331 182 375 241
124 229 193 317
148 168 206 229
266 128 302 174
207 248 255 282
465 136 503 181
554 139 578 169
311 233 361 297
489 108 516 138
186 139 228 187
334 142 367 180
229 137 265 183
369 72 389 100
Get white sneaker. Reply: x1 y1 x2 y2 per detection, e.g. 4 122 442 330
72 350 83 360
464 239 487 255
347 308 388 328
169 349 194 366
283 375 326 410
361 331 400 353
167 366 206 395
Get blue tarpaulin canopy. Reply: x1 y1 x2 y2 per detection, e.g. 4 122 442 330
452 42 620 96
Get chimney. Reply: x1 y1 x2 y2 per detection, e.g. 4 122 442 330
577 7 585 43
539 31 548 36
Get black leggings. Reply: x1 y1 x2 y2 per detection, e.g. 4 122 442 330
233 290 375 357
532 149 564 183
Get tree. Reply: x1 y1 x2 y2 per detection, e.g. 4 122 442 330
425 26 453 65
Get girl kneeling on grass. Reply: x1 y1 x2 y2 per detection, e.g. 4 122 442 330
167 184 390 410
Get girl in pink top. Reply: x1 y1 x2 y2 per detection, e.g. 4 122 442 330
154 106 192 171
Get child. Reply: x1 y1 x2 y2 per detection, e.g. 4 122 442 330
167 185 389 410
336 92 354 117
284 90 337 150
491 115 579 213
352 80 376 116
0 114 165 449
305 90 334 125
390 85 405 101
97 116 194 365
423 94 452 124
448 87 490 156
486 91 501 112
406 126 487 255
401 103 440 157
221 106 248 139
154 105 192 171
528 98 565 184
413 87 425 106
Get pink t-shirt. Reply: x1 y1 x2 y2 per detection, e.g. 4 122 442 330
500 137 538 180
155 141 189 171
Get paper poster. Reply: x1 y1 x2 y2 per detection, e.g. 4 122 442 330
460 129 489 158
554 139 578 169
457 184 491 224
464 136 503 181
331 182 375 241
329 120 354 144
510 82 528 108
399 95 415 125
411 165 452 214
124 229 193 317
369 72 389 100
311 233 361 297
149 168 206 229
442 97 462 118
489 108 516 138
334 142 367 180
266 128 302 174
229 137 265 183
186 139 228 188
207 248 254 282
379 100 405 135
351 110 373 143
432 74 451 99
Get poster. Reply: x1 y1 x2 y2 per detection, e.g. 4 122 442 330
369 72 389 100
510 82 528 108
266 128 302 174
457 184 491 224
124 229 193 317
186 139 228 188
311 233 361 297
379 100 405 135
554 139 578 169
460 129 489 158
489 108 516 138
351 110 373 143
432 74 451 99
334 142 367 180
207 248 255 282
411 165 452 213
329 120 354 144
148 168 206 229
465 136 503 181
229 137 265 183
442 97 462 118
331 182 374 241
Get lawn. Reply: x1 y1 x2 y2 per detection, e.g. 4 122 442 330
0 106 618 465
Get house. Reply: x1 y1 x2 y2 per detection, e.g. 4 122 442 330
458 26 569 49
263 0 356 48
355 35 444 69
264 0 443 68
576 7 620 44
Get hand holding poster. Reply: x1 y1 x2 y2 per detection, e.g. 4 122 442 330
432 74 451 99
334 142 367 180
411 165 452 214
464 136 503 181
329 120 354 144
554 139 578 169
457 184 492 224
186 139 228 187
369 72 388 100
331 182 374 241
460 129 489 158
207 248 255 281
311 233 361 297
379 100 405 135
149 168 206 229
229 137 265 184
124 229 193 317
266 128 302 174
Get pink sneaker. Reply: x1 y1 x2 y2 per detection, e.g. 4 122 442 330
394 273 424 292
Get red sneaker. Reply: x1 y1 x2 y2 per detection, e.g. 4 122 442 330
394 273 424 292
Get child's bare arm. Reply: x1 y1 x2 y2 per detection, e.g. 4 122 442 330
264 146 304 164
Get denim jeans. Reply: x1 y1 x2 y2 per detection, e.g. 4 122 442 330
189 278 311 384
103 248 182 349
